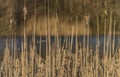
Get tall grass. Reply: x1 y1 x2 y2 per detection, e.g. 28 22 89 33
0 0 120 77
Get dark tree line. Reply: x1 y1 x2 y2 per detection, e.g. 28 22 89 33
0 0 120 35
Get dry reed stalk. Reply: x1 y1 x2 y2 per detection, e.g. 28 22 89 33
104 17 107 55
73 16 78 77
47 0 52 76
83 15 86 68
112 20 116 57
109 10 112 61
96 14 99 77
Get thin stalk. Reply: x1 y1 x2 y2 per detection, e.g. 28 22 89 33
74 16 78 77
108 10 112 60
104 17 107 57
112 20 116 57
83 16 86 67
71 26 74 52
47 0 51 77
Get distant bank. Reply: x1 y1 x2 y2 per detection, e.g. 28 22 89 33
0 16 120 37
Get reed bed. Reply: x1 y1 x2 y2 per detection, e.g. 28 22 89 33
0 15 120 77
0 34 120 77
0 0 120 77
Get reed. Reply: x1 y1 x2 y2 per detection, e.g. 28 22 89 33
0 0 120 77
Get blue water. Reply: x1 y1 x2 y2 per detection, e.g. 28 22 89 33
0 35 119 54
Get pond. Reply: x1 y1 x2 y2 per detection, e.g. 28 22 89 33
0 35 119 57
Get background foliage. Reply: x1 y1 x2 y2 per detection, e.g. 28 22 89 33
0 0 120 36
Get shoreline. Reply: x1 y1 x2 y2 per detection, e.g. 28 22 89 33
0 33 120 38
